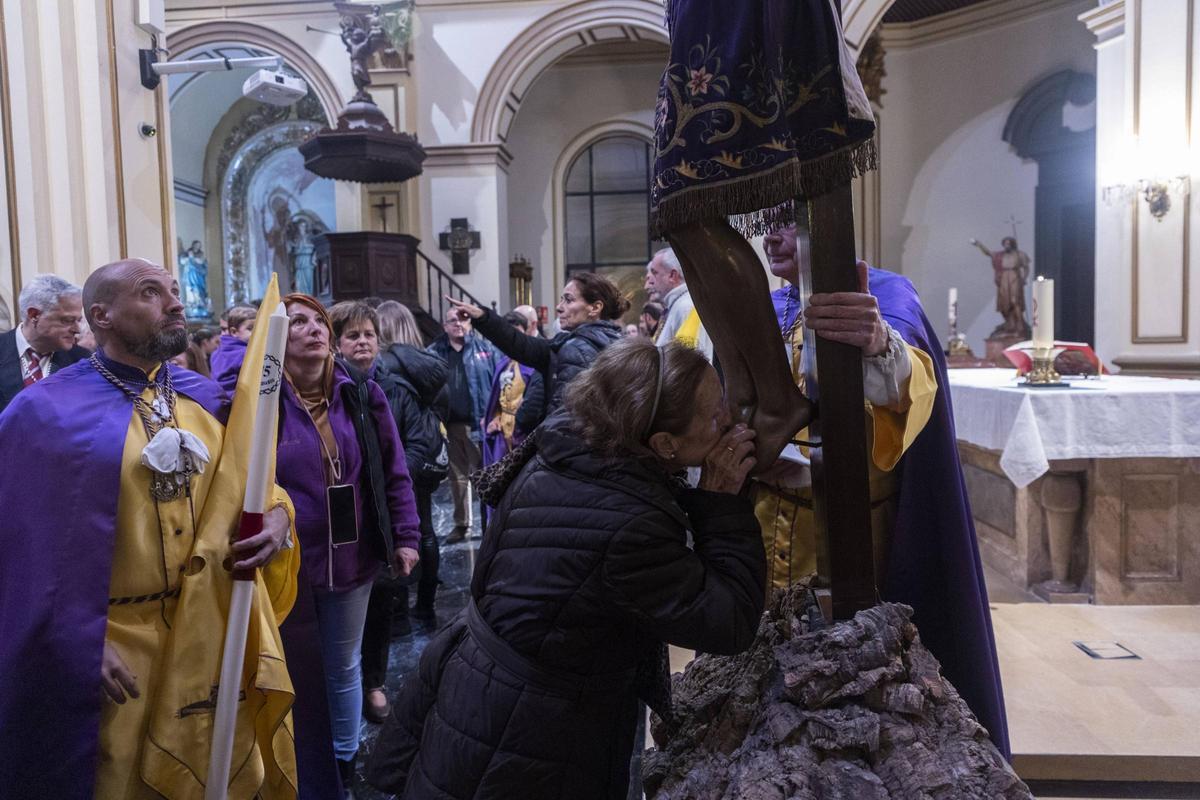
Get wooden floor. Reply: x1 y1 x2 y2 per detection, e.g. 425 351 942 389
993 601 1200 788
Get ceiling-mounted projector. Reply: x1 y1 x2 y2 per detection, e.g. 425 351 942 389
242 69 307 106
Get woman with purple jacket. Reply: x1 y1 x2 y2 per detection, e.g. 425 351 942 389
275 293 421 799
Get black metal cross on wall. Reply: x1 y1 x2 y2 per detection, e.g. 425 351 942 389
438 218 481 275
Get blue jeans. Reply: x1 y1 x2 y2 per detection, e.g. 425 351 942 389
314 580 373 760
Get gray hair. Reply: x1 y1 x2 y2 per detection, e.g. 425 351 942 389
652 248 684 281
19 274 81 317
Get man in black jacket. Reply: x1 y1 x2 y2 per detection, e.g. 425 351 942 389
427 309 498 542
0 274 89 414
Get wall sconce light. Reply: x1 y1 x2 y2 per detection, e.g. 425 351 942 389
1102 175 1191 221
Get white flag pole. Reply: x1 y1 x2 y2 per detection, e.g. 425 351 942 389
206 302 289 800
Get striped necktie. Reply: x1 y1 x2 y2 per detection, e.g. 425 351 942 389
23 348 43 387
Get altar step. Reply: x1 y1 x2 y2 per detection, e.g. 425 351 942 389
992 603 1200 793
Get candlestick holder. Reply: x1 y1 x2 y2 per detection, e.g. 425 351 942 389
1023 347 1067 387
948 333 971 356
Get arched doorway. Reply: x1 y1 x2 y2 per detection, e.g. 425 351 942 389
1003 70 1097 344
164 35 342 313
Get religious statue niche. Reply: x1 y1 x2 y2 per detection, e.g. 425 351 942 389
233 133 336 302
286 213 328 295
178 239 213 321
439 218 481 275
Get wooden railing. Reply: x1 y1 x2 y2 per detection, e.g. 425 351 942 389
416 248 493 314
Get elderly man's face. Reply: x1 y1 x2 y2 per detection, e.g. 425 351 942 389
99 263 188 362
763 225 805 283
644 255 682 301
26 295 83 353
443 310 470 342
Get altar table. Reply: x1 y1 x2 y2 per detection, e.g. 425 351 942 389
946 369 1200 604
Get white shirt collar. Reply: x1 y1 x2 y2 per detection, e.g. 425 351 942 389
14 322 34 358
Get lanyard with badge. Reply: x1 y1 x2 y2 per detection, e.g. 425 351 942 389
298 395 360 550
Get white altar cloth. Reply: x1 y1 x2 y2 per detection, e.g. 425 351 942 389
946 368 1200 487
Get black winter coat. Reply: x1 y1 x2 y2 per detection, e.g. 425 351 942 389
374 344 449 478
366 414 766 799
472 308 623 418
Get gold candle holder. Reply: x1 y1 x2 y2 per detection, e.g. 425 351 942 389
1024 348 1062 385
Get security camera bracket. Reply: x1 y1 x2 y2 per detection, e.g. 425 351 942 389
139 49 283 91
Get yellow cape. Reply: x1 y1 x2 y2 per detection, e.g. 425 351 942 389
142 274 300 799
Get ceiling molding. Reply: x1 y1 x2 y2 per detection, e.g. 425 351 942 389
423 142 514 171
878 0 1086 49
1079 1 1125 43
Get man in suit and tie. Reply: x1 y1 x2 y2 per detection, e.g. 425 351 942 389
0 273 89 413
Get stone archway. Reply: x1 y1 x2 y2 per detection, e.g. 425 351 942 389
843 0 901 55
471 0 669 144
166 21 344 125
471 0 902 146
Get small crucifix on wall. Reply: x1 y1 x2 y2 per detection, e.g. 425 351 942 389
439 217 481 275
372 195 395 232
369 191 401 233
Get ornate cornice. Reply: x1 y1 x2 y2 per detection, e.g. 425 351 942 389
856 31 887 108
423 142 514 170
1079 0 1125 43
878 0 1086 50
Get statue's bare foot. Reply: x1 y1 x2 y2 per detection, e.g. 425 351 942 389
747 385 815 472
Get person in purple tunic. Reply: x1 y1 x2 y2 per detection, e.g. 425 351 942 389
0 260 295 799
756 223 1010 758
481 312 539 472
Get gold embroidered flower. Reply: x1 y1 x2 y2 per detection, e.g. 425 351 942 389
714 152 745 169
687 67 714 97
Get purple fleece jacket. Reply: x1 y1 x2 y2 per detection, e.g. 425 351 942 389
276 361 421 592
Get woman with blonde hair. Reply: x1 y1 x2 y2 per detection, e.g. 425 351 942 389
375 300 425 349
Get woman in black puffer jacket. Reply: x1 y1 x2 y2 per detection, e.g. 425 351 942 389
367 339 766 800
446 272 628 427
348 301 450 724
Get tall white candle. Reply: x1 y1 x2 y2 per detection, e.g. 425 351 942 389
1032 277 1054 349
948 287 958 328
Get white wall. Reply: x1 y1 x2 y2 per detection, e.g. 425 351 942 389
504 58 661 309
878 0 1095 352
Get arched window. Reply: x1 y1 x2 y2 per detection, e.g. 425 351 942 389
564 135 660 319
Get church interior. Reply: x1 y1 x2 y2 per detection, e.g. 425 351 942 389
2 0 1200 797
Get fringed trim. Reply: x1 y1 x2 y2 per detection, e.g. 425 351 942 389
651 137 878 238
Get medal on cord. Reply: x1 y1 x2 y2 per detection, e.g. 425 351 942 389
90 354 211 502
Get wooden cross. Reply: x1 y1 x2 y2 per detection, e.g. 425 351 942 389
438 217 481 275
808 186 877 620
372 195 396 232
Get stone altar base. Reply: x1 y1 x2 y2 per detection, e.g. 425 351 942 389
960 443 1200 605
643 588 1028 799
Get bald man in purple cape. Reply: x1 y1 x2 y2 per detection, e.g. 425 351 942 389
754 224 1010 758
0 260 292 798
